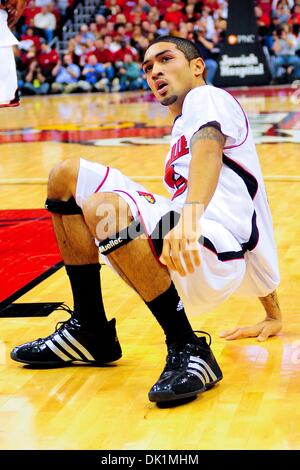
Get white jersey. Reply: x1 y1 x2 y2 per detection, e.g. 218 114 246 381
0 10 18 47
164 85 280 296
0 10 19 107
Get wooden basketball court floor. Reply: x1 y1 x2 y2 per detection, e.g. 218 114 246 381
0 86 299 450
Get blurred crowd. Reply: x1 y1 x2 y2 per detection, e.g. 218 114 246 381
12 0 300 95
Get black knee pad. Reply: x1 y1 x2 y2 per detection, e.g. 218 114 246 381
98 219 144 255
45 197 83 215
98 211 180 257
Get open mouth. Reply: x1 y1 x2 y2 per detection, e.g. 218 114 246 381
155 80 168 96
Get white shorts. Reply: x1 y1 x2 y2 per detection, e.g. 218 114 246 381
0 46 19 107
76 158 246 314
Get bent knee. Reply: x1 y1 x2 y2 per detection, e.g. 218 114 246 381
83 192 132 239
47 157 80 199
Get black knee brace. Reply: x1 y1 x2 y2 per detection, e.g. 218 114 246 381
98 219 144 255
98 211 181 257
45 197 83 215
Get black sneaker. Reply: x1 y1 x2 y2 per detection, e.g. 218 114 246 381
10 308 122 366
148 332 223 403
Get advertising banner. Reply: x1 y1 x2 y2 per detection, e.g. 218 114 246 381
214 0 271 86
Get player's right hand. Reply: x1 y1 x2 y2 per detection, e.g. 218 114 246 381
160 203 202 276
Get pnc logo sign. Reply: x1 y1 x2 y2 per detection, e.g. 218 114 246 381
227 34 255 45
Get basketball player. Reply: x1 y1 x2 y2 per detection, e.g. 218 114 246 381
0 0 27 107
11 37 282 404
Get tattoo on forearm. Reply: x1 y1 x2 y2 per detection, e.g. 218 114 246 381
191 126 225 148
270 291 280 310
259 290 280 309
259 290 281 319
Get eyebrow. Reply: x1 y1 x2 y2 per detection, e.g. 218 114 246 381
142 50 174 68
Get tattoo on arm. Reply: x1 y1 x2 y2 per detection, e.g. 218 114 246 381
191 126 225 149
259 290 281 319
259 290 280 309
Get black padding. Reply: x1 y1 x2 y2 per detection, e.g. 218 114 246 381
150 211 180 257
98 211 181 257
98 219 144 255
45 197 83 215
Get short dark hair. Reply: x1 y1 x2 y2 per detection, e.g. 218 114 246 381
148 35 201 62
147 35 207 81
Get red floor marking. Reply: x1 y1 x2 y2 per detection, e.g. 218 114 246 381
0 209 61 303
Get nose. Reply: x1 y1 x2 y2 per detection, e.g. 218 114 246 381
151 62 163 81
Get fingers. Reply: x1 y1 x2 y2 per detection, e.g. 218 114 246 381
219 328 239 338
161 238 200 276
220 329 248 340
190 241 201 267
219 326 259 341
181 240 195 275
257 325 273 342
160 234 186 276
169 239 186 276
160 238 177 272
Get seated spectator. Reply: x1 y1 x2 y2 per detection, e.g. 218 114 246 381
22 1 42 34
164 2 185 27
132 35 150 59
118 53 146 91
95 15 106 32
22 60 50 95
272 0 291 25
80 24 96 43
291 3 300 25
126 4 148 24
20 43 38 67
38 41 59 80
147 6 160 23
194 27 218 85
199 6 216 40
34 5 57 43
271 23 300 81
51 54 81 93
115 25 132 43
89 23 101 41
20 26 42 51
82 54 113 92
104 35 121 53
157 20 170 36
184 4 199 23
113 39 138 63
86 38 113 64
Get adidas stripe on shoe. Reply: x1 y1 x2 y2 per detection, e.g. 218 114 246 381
10 312 122 366
148 332 223 403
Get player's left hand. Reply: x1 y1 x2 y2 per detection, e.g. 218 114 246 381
219 318 283 342
160 203 202 276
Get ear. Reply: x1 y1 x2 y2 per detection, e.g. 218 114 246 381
193 57 205 79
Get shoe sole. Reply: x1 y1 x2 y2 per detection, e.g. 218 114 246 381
10 352 122 367
148 377 223 403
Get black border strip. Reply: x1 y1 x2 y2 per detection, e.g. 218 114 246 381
223 155 258 199
0 261 63 310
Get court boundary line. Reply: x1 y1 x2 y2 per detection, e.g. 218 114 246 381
0 261 63 310
0 175 300 185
